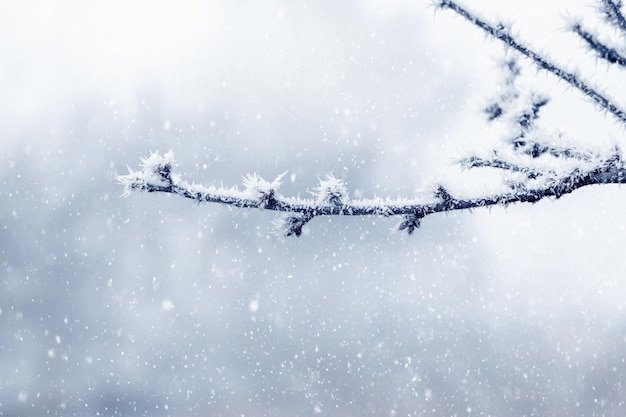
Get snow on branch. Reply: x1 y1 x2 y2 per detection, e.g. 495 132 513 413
118 151 176 196
313 174 349 207
119 1 626 236
436 0 626 126
118 148 626 236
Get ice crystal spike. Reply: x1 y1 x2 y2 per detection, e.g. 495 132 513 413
242 173 286 207
117 151 176 196
313 174 348 207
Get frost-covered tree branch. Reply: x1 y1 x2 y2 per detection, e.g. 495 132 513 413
437 0 626 125
120 0 626 236
118 145 626 236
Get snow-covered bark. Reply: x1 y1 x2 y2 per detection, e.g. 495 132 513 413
118 146 626 237
120 0 626 236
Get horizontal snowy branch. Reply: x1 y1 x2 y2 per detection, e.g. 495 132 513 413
118 150 626 236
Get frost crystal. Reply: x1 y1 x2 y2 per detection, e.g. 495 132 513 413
313 174 348 206
141 151 176 183
118 150 176 196
242 172 285 206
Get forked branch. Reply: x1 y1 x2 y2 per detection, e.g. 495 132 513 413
120 0 626 236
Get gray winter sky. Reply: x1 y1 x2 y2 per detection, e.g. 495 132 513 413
2 1 626 416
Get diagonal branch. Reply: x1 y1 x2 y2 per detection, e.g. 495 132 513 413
571 23 626 67
599 0 626 32
437 0 626 126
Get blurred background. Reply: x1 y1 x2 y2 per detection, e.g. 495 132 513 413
2 0 626 415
